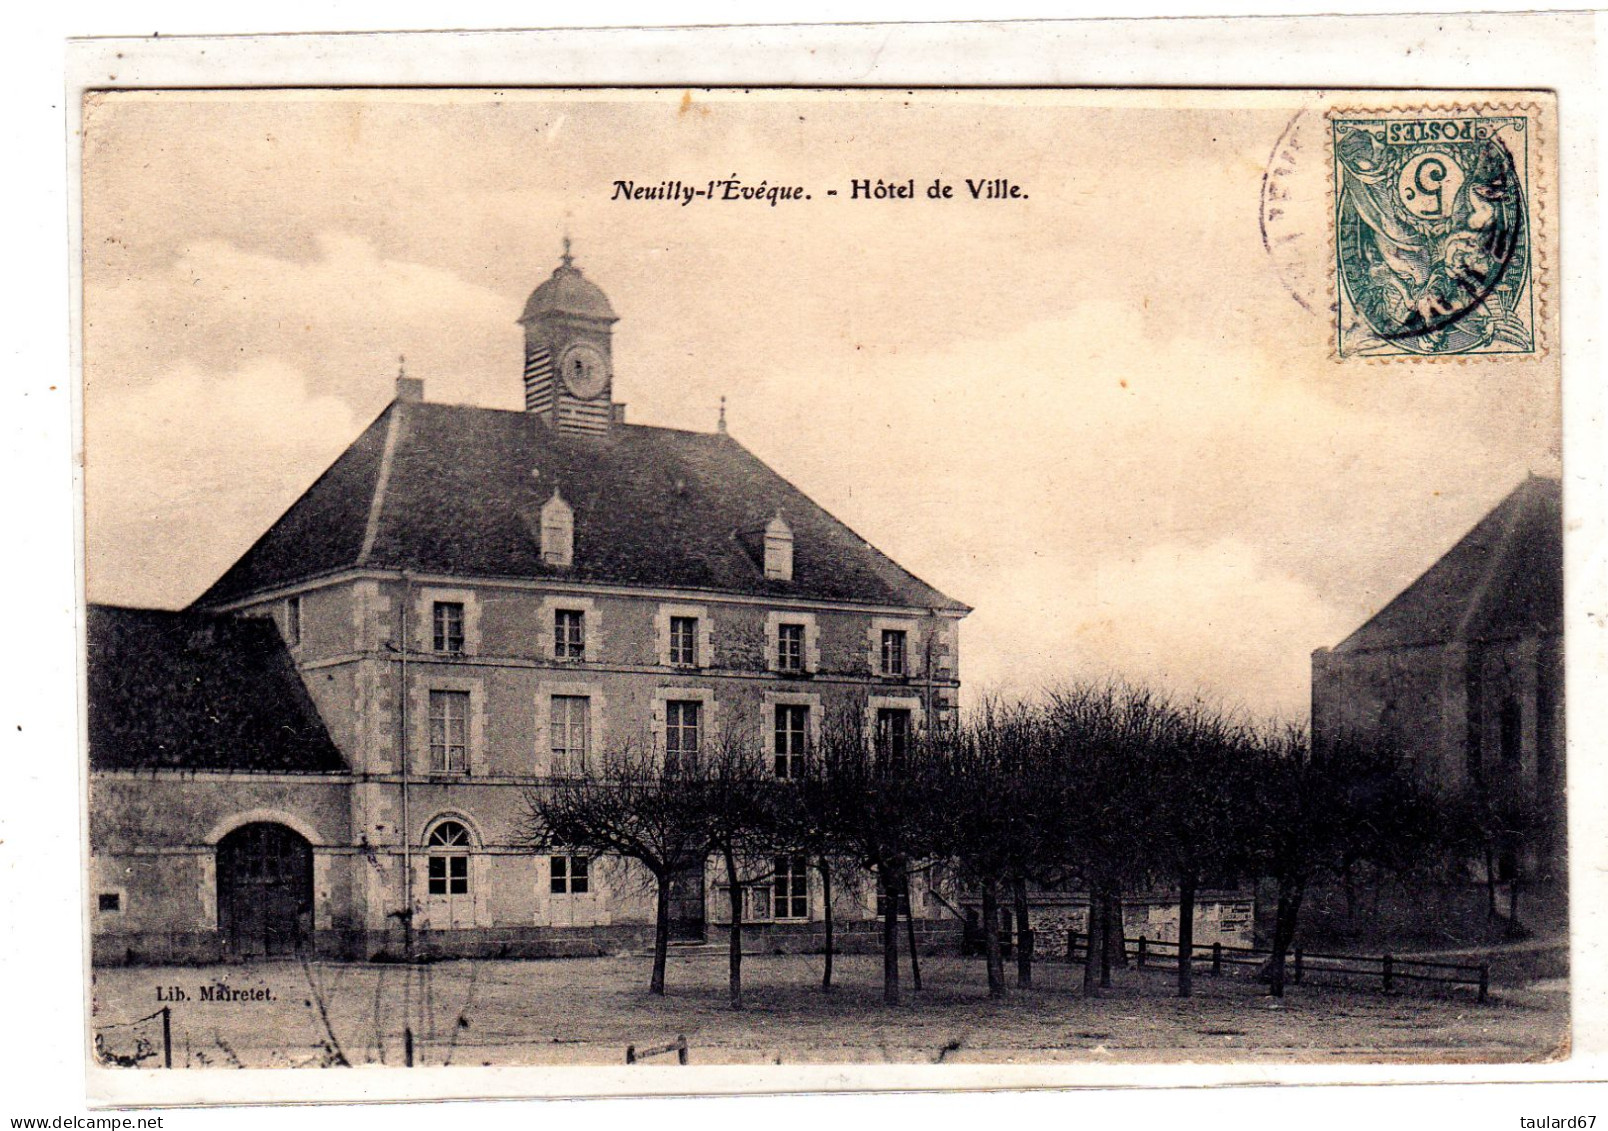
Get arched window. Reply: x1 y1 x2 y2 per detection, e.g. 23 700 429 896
425 820 472 897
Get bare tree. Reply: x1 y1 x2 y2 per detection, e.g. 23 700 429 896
816 702 945 1006
518 739 707 996
700 723 783 1011
1042 682 1166 997
935 697 1045 997
1442 777 1543 935
770 719 860 993
1147 698 1258 998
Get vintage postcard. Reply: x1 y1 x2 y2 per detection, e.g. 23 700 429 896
74 76 1579 1102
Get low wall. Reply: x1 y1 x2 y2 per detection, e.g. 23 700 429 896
707 918 962 955
91 919 965 966
963 891 1256 953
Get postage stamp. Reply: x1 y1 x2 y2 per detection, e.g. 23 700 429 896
1331 109 1537 359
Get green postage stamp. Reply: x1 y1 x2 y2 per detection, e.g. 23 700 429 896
1332 109 1536 358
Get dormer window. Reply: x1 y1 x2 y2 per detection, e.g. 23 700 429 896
541 490 574 568
764 512 794 581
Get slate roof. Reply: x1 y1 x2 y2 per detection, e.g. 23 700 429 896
86 605 346 773
1332 475 1562 654
197 400 968 613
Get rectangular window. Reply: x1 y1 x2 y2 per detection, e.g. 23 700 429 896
774 704 809 778
550 695 591 776
876 707 911 763
433 601 465 654
428 854 469 896
875 873 911 919
98 892 121 913
429 690 470 773
881 629 907 677
551 855 591 895
286 596 302 647
665 699 702 772
777 623 805 672
669 616 699 667
773 854 809 920
554 609 586 660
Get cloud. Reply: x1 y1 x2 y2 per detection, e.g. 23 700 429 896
731 300 1537 720
86 232 523 412
1069 539 1351 718
85 359 360 608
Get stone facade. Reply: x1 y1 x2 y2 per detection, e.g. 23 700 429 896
90 575 965 963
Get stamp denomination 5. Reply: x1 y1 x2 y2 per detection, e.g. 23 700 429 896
1331 109 1536 359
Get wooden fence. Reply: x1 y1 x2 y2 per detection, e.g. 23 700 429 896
1065 931 1489 1003
626 1033 689 1064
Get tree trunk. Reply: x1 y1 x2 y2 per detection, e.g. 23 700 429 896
903 875 922 992
981 875 1004 998
882 862 902 1006
1012 875 1033 989
1106 886 1128 968
1177 870 1196 999
1099 886 1117 988
1342 856 1358 921
1267 875 1304 998
1081 885 1101 997
723 846 743 1011
819 857 834 993
1507 871 1523 934
650 876 671 996
1485 845 1499 919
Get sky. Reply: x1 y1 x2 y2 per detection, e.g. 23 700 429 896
79 89 1560 719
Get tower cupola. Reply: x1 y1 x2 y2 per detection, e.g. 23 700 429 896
519 240 619 434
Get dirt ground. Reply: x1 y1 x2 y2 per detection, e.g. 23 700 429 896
89 949 1568 1069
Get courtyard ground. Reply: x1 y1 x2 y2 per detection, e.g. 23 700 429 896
89 947 1568 1069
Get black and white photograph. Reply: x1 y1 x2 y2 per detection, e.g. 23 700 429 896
55 50 1597 1105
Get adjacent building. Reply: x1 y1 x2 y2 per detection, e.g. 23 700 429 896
1310 474 1564 882
88 248 969 963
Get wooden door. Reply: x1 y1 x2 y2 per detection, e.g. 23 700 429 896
217 823 313 958
667 858 706 943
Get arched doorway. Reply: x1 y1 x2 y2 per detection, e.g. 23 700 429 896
217 822 313 958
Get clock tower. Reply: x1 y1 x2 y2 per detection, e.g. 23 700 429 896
519 240 620 435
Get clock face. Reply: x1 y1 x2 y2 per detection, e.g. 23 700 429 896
559 343 610 400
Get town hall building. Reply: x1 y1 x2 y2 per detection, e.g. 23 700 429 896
87 247 969 964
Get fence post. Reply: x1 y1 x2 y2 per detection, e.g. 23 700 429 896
1137 937 1147 969
1066 929 1078 963
1382 954 1394 994
1293 945 1303 985
1212 942 1222 977
626 1045 637 1064
677 1035 689 1065
161 1006 172 1069
1478 964 1489 1004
